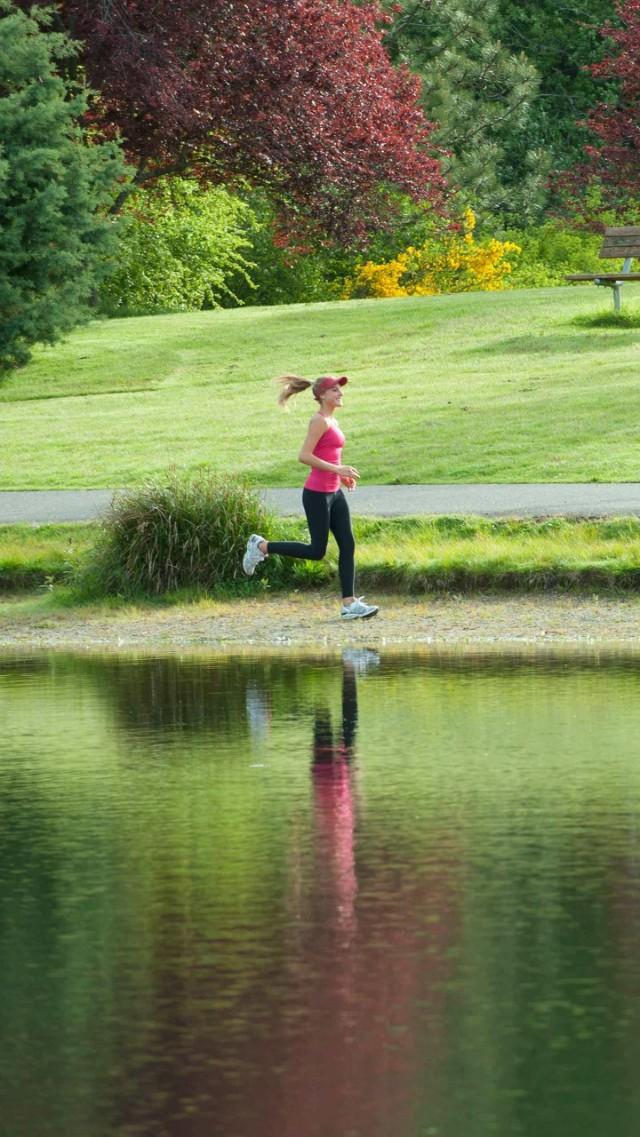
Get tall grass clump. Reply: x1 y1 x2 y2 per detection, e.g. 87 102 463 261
84 470 270 596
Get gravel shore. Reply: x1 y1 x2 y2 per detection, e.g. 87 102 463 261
2 592 640 654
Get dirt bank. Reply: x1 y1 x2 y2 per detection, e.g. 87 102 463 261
2 592 640 654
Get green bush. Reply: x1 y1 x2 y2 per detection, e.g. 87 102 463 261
228 239 341 307
100 179 255 315
84 470 272 596
228 193 457 308
499 221 602 288
225 192 353 307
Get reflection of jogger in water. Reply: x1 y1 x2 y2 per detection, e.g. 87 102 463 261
312 665 358 768
312 648 379 769
312 650 379 937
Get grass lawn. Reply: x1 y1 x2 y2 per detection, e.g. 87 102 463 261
4 516 640 596
3 285 640 489
0 524 95 589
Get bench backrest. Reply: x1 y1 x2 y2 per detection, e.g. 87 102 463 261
599 226 640 260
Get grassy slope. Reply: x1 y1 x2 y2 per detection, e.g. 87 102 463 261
3 286 640 489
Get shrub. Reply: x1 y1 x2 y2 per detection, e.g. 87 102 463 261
225 193 349 307
85 470 271 596
100 179 255 316
498 221 602 288
343 208 520 298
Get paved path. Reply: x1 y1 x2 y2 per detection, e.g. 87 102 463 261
4 483 640 523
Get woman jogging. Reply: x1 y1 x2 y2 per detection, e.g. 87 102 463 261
242 374 378 620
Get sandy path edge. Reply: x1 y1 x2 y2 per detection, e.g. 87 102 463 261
3 593 640 655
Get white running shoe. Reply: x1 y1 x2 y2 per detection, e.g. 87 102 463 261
341 597 379 620
242 534 266 576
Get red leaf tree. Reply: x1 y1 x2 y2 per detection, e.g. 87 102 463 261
29 0 445 241
580 1 640 202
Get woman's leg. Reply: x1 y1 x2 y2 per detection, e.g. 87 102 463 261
329 490 356 600
267 489 330 561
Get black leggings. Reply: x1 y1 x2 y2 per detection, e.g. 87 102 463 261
267 488 356 598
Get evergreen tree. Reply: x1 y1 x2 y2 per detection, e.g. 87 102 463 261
497 1 618 189
386 0 545 224
0 2 126 371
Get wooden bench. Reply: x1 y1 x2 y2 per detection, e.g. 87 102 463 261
566 226 640 310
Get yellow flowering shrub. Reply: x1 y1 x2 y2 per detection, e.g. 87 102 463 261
343 209 521 299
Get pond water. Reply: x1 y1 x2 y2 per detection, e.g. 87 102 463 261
2 647 640 1137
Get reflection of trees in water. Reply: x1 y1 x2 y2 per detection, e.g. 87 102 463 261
6 651 640 1134
105 660 461 1137
92 656 254 737
7 649 640 741
42 654 344 741
0 655 48 683
88 647 640 743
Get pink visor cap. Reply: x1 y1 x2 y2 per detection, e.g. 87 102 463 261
312 375 348 396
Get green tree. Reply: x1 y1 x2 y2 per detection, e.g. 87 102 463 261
0 1 126 371
386 0 545 224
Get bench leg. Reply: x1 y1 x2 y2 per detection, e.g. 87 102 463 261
613 282 622 312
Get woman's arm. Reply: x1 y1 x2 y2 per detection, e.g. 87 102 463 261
298 416 359 479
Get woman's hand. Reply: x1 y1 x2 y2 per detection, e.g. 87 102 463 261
340 476 357 492
337 465 360 480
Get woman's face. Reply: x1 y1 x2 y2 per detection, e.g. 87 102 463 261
323 383 344 411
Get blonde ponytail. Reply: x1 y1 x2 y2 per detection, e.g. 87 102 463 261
275 374 312 407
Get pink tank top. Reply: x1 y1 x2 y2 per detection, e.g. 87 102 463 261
304 421 346 493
